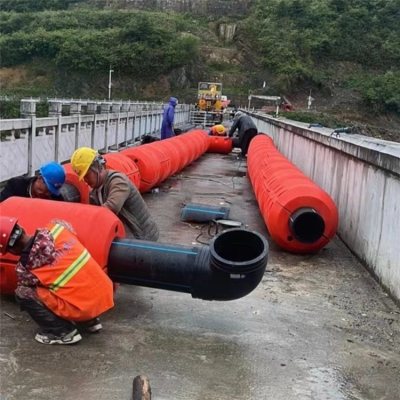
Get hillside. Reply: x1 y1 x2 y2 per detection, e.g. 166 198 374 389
0 0 399 140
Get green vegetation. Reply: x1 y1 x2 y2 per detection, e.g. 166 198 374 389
0 0 81 12
362 71 400 113
1 0 399 117
272 111 345 129
0 100 48 119
244 0 400 113
0 9 199 78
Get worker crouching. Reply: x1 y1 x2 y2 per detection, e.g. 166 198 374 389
0 162 66 203
70 147 159 241
208 124 227 137
228 112 258 157
0 217 114 345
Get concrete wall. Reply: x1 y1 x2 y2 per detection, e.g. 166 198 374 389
83 0 253 16
219 23 237 42
247 112 400 302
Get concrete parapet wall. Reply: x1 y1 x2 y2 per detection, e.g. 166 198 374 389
248 111 400 302
0 100 192 183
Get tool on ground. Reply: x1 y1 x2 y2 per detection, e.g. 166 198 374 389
180 203 230 223
330 127 352 137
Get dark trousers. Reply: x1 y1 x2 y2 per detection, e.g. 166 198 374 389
16 296 75 336
240 128 258 156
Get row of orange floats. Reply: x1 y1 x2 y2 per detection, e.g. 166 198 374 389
63 129 215 200
247 134 338 254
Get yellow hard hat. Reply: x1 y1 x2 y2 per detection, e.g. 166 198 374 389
215 125 226 135
71 147 97 181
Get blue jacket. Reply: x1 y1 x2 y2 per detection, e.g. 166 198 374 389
161 97 178 140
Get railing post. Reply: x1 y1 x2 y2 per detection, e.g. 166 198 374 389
121 103 130 147
87 102 97 149
112 102 121 149
21 100 37 176
145 109 149 136
48 101 63 117
48 101 63 162
70 102 82 150
137 105 142 142
101 102 111 152
87 102 97 115
131 105 136 145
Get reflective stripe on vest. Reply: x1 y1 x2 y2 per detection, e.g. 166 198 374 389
48 224 91 292
49 249 91 292
50 223 64 240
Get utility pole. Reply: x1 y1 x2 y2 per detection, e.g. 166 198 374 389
307 89 314 110
108 65 114 101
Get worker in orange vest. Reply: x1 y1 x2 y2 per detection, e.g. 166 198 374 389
0 216 114 345
208 124 227 137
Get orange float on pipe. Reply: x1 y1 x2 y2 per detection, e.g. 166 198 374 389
103 153 141 189
121 146 161 193
207 136 233 154
248 134 338 254
63 163 90 204
175 130 209 167
150 146 172 184
173 138 191 170
120 130 208 192
156 140 181 175
0 197 125 295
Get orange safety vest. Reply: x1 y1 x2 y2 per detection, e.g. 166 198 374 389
31 223 114 321
210 125 227 136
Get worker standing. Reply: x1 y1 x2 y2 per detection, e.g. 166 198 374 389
208 124 227 137
0 217 114 345
70 147 159 241
161 97 178 140
0 162 66 203
228 112 258 157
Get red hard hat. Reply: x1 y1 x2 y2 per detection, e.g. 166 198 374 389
0 217 19 255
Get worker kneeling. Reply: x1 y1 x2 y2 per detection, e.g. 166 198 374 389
228 112 258 157
208 124 227 137
0 162 66 203
0 217 114 345
71 147 159 241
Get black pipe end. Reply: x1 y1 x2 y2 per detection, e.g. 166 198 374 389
195 228 269 301
210 229 268 274
289 207 325 244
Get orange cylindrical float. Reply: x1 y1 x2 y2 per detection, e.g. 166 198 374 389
63 163 91 204
207 136 233 154
157 140 182 175
103 153 141 189
174 136 192 169
121 146 164 192
0 198 125 295
248 134 338 253
175 130 209 167
120 130 209 192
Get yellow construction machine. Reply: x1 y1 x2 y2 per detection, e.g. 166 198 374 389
192 82 224 127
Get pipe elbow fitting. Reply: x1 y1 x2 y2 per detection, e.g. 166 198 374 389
193 229 269 301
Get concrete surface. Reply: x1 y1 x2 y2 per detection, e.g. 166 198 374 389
249 112 400 303
1 152 399 400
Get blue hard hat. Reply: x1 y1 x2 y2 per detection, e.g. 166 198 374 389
39 162 66 196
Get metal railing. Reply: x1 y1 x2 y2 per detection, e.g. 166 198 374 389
0 100 192 183
190 110 225 128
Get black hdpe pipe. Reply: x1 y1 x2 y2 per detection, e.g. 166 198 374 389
289 207 326 244
107 228 269 301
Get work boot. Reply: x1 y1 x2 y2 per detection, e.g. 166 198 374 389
83 317 102 333
35 328 82 345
